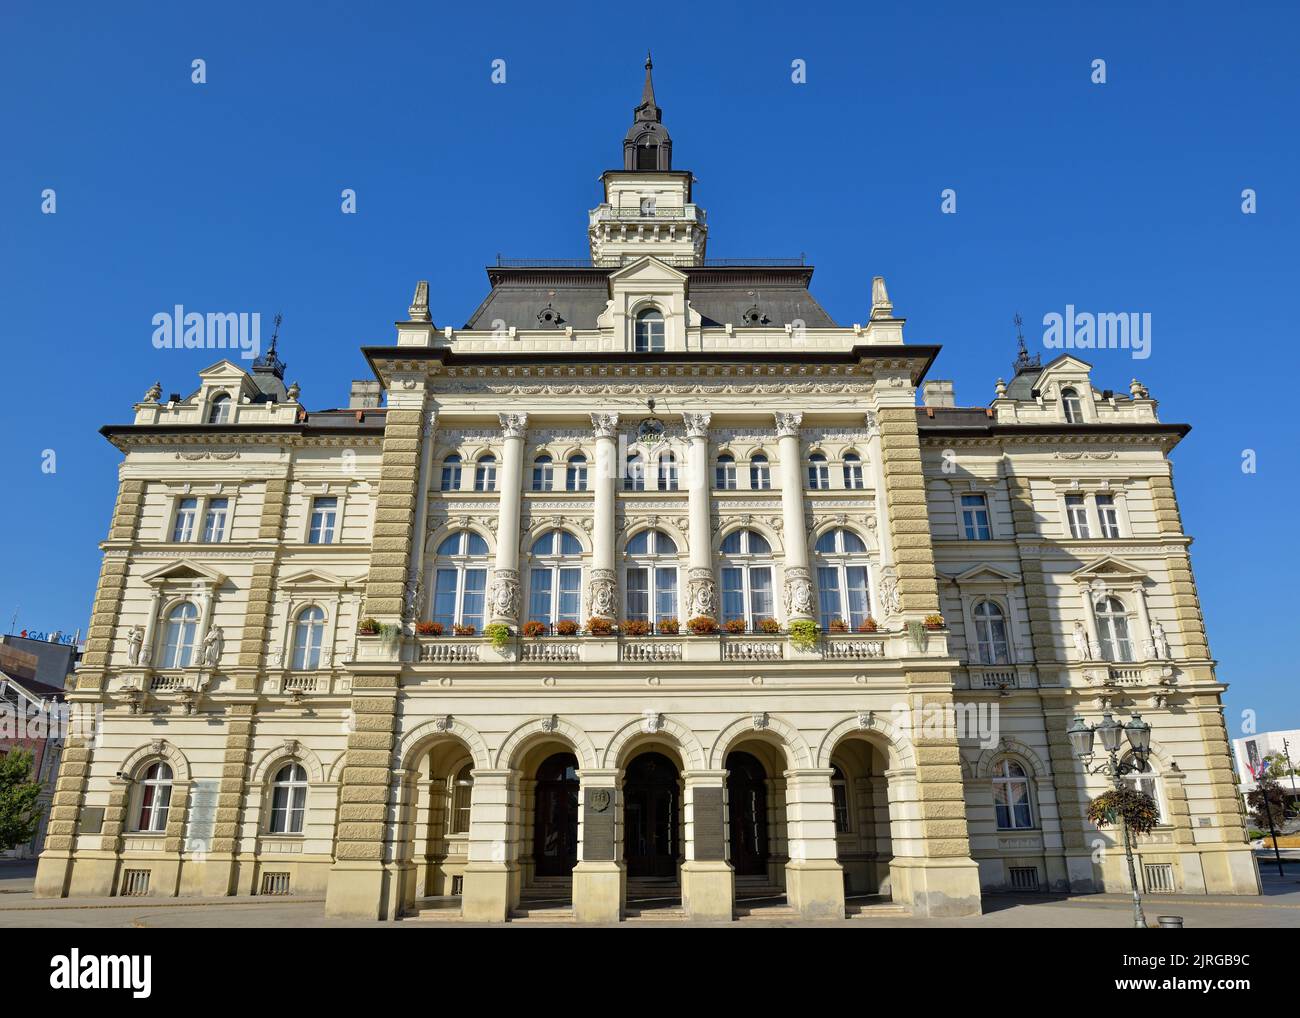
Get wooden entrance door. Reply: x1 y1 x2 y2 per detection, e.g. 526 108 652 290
726 751 769 876
623 752 680 878
533 752 579 876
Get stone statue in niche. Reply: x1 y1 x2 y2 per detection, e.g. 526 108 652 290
126 626 144 665
1073 622 1094 661
203 627 224 668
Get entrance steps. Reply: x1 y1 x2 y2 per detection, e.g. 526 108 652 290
403 895 463 921
625 877 685 921
510 877 574 922
733 876 793 918
845 895 911 919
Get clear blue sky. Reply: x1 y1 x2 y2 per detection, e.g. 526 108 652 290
1 2 1296 733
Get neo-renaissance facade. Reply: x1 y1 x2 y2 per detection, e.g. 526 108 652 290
35 59 1259 921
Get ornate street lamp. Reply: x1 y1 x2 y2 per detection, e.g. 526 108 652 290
1068 711 1155 929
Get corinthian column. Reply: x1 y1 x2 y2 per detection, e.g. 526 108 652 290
775 412 815 622
488 413 527 625
588 412 620 620
682 412 717 620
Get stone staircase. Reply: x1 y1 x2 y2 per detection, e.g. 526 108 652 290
624 877 687 921
844 894 911 919
403 894 463 921
733 874 796 919
509 877 575 922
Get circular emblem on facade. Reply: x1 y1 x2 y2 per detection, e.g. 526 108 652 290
591 789 612 813
637 417 665 449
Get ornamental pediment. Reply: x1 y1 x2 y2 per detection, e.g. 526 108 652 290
950 563 1021 585
1071 555 1146 581
141 559 226 588
279 568 352 590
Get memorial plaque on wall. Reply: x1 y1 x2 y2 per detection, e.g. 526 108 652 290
184 778 220 853
77 807 105 836
692 787 726 861
583 788 616 861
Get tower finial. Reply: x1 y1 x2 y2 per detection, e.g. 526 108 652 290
1012 312 1040 374
641 50 656 109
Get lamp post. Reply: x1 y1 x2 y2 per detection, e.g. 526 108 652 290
1066 711 1154 929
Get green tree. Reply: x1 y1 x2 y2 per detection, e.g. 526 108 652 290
0 749 43 852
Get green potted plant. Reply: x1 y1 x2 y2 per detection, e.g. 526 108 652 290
587 617 614 637
789 619 820 651
657 617 680 635
484 623 511 650
687 616 718 635
623 619 652 637
758 618 781 634
415 620 443 636
522 620 546 638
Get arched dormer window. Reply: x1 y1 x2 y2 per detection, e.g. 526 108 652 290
440 454 462 492
842 452 864 490
474 455 497 492
634 309 665 353
720 529 774 630
208 393 232 424
715 454 737 491
566 455 588 492
291 606 326 671
972 600 1011 664
269 762 309 834
431 531 489 632
624 529 679 624
813 528 870 631
160 602 199 668
749 454 771 490
528 530 583 628
808 452 829 490
992 759 1034 830
532 454 555 492
134 761 174 832
1061 388 1084 424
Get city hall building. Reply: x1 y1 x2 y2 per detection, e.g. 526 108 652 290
36 60 1259 921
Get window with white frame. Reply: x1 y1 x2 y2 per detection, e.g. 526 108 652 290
749 454 771 490
961 493 992 541
634 308 665 352
202 497 229 543
172 497 198 542
715 454 737 490
1096 494 1121 538
1061 388 1084 424
474 455 497 492
624 452 646 492
134 761 174 832
1064 494 1090 538
658 452 679 491
831 764 851 833
431 531 489 631
1120 753 1165 823
624 529 679 623
720 529 774 629
566 455 588 492
308 497 338 544
808 452 829 490
528 530 583 627
972 599 1011 664
449 763 473 834
208 393 232 424
842 452 865 490
440 454 462 492
291 606 326 670
813 528 871 631
160 602 199 668
268 762 308 834
532 454 555 492
992 759 1034 829
1094 596 1133 662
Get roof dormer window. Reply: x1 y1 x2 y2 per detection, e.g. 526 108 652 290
634 308 665 353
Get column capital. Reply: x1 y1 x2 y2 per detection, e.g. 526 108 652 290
590 412 620 439
682 412 712 439
499 412 529 439
774 411 803 438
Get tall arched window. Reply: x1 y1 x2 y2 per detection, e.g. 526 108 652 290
135 761 173 832
808 452 829 490
842 452 864 490
992 759 1034 830
624 452 646 491
813 528 870 630
532 454 555 492
973 600 1011 665
634 308 665 352
1061 388 1083 424
749 454 771 490
528 530 583 627
291 606 326 670
715 454 737 490
431 531 490 631
208 393 232 424
720 529 774 629
160 602 199 668
1095 596 1133 662
658 452 679 491
474 455 497 492
269 762 309 834
625 529 679 623
449 763 474 835
440 454 462 492
566 455 588 492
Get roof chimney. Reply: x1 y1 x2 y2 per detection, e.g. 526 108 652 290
921 380 956 408
349 381 382 409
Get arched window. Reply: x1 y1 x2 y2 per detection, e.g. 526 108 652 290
842 452 864 490
431 531 490 631
269 762 308 834
749 454 771 490
160 602 199 668
973 600 1011 665
831 764 851 833
1061 388 1083 424
715 454 737 490
291 606 326 670
566 455 588 492
208 394 232 424
440 454 462 492
625 529 679 623
813 528 871 630
1120 753 1165 824
658 452 679 491
135 761 173 832
808 452 829 490
634 308 665 353
528 530 583 627
532 454 555 492
1095 596 1133 662
474 455 497 492
449 763 474 834
992 759 1034 830
720 529 774 629
624 452 646 492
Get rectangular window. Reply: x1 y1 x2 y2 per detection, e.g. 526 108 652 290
529 569 553 624
557 568 582 622
202 498 229 542
626 567 650 621
961 494 992 541
1096 494 1121 538
721 567 745 622
172 498 198 542
832 782 850 833
654 567 677 622
749 567 774 624
816 566 842 631
994 782 1032 830
433 568 459 629
845 566 870 629
308 497 338 544
1065 495 1090 539
461 568 487 630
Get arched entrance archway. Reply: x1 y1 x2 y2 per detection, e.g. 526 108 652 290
624 752 680 878
726 750 770 877
533 752 579 877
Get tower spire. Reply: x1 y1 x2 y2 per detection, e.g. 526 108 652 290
1012 312 1040 375
622 52 671 170
641 50 657 110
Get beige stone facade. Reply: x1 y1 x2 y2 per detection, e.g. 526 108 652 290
35 64 1258 921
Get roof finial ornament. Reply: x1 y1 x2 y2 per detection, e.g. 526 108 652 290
870 276 893 320
408 280 430 322
1012 312 1041 374
252 311 287 379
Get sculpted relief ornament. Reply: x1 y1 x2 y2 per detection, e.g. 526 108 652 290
682 412 712 439
774 411 804 438
499 412 529 440
489 569 519 621
876 567 900 618
1073 621 1095 660
588 568 618 619
782 566 815 619
590 412 619 439
686 567 718 619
